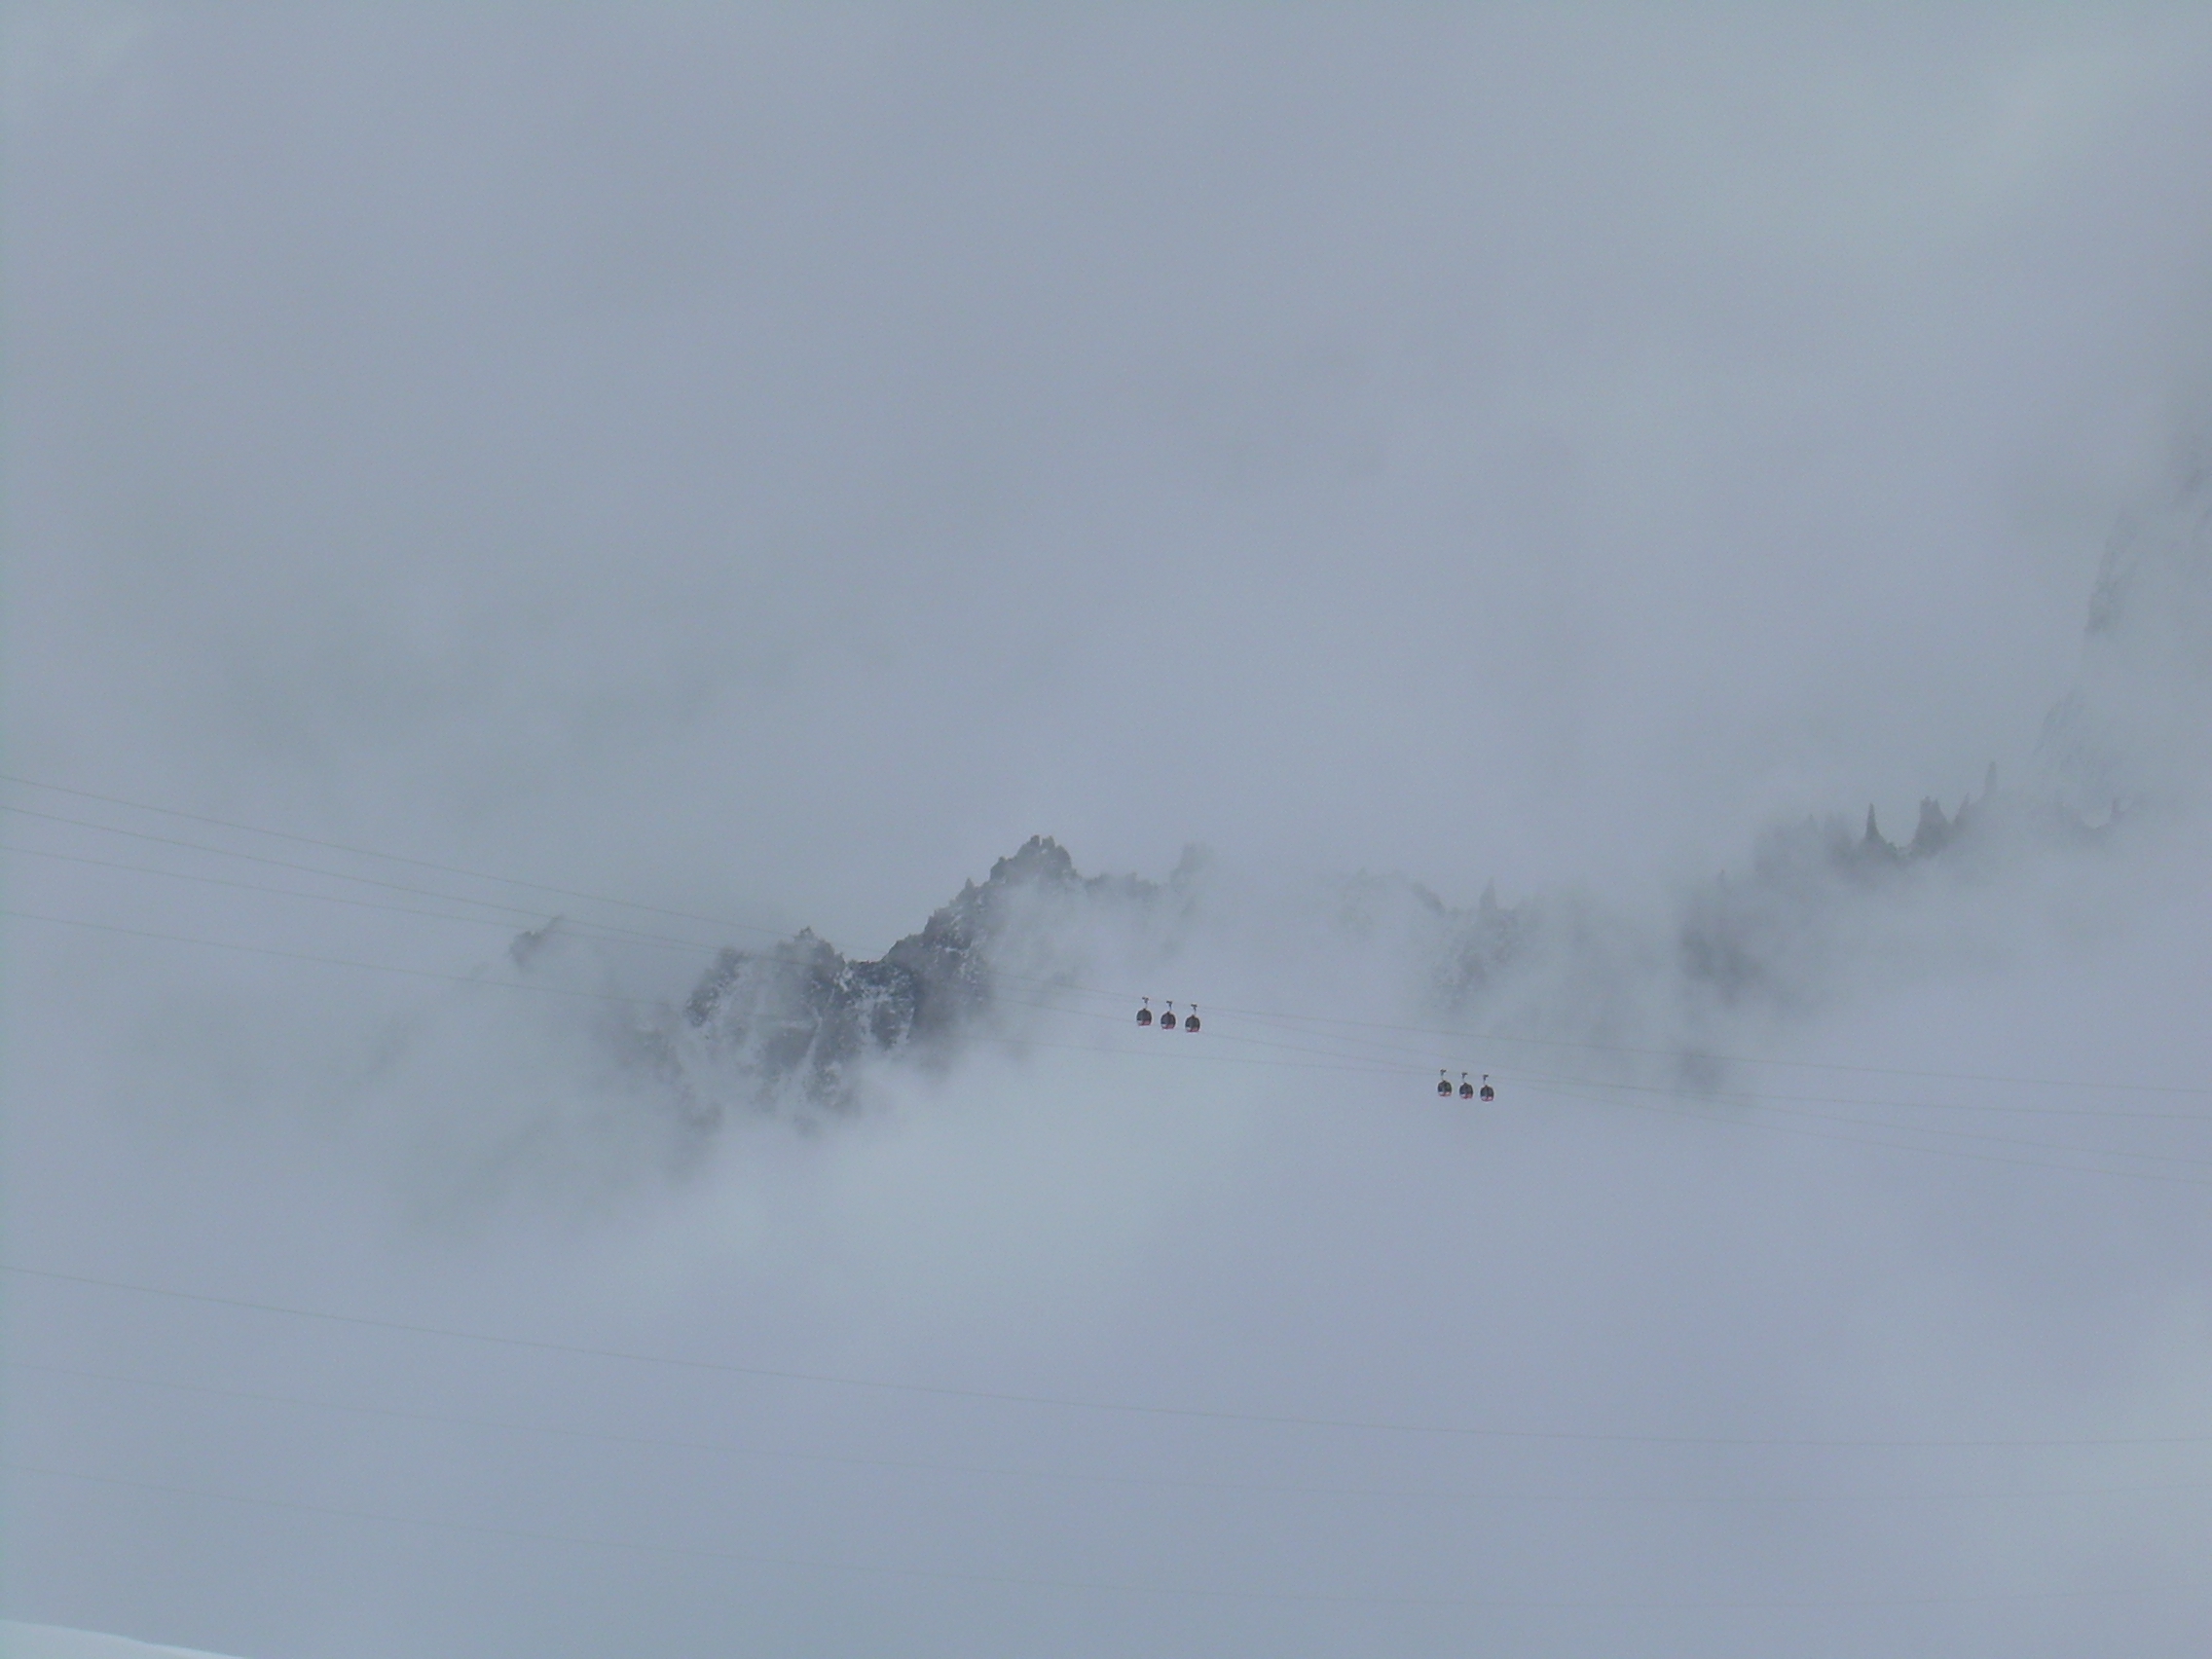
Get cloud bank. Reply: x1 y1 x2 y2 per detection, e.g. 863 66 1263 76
7 8 2212 1658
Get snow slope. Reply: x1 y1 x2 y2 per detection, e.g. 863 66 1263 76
0 1626 246 1659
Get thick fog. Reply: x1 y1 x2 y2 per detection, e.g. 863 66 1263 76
6 6 2212 1656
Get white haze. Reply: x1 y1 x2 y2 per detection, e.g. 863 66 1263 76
6 6 2212 1657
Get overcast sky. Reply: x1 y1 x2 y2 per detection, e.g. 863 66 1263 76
7 6 2212 1657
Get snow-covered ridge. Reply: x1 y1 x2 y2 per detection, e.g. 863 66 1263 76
0 1622 247 1659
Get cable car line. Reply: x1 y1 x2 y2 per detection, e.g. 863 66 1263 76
0 904 1412 1083
997 1025 2212 1185
998 986 2212 1179
0 841 706 954
0 774 785 942
0 907 668 1011
0 904 1420 1084
1009 1004 2212 1177
1495 1067 2212 1124
0 848 1453 1090
1002 1033 2212 1185
11 897 2212 1192
1012 992 2212 1180
1503 1068 2212 1167
1014 974 2212 1132
8 903 2208 1183
1010 992 2212 1139
0 807 1388 1061
1004 995 1413 1071
0 808 733 956
18 838 2179 1153
994 1032 1414 1079
1515 1080 2212 1188
5 771 2204 1099
1219 1001 2212 1098
9 1263 2212 1449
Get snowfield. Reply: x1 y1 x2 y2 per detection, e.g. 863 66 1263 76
2 1627 247 1659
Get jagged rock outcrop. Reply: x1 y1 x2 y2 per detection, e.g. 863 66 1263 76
678 835 1159 1109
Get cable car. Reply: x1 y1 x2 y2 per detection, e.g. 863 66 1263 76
1437 1070 1454 1096
1184 1005 1200 1033
1479 1074 1495 1102
1161 1002 1178 1031
1458 1072 1474 1099
1136 998 1153 1027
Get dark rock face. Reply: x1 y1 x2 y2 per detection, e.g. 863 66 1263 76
681 931 944 1108
681 834 1150 1108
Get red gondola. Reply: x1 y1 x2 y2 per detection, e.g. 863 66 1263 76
1136 998 1153 1027
1458 1072 1474 1099
1184 1005 1200 1033
1160 1002 1178 1031
1479 1074 1495 1102
1436 1070 1454 1096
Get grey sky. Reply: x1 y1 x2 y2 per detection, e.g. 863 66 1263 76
6 6 2212 1657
